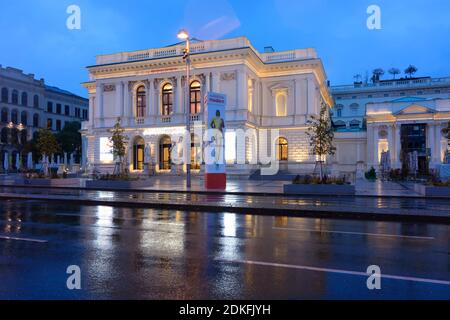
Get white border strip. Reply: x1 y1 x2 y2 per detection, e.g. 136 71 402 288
215 259 450 286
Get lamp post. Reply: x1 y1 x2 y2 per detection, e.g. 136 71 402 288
177 29 191 188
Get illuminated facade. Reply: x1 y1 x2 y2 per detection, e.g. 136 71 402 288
81 37 332 175
330 77 450 177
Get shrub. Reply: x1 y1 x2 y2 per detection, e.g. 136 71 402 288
365 167 377 181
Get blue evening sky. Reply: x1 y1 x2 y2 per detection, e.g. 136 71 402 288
1 0 449 97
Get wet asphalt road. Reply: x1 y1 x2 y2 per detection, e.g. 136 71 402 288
0 200 449 300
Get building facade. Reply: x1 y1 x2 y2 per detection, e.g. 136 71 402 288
81 37 332 175
331 77 450 177
0 66 89 171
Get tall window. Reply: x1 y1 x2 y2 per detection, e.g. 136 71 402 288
65 105 70 116
1 108 8 123
56 120 62 131
33 95 39 108
162 83 173 116
47 102 53 113
21 92 28 106
21 111 27 126
33 114 39 127
11 109 18 124
136 86 146 118
47 118 53 130
56 104 62 114
1 88 8 103
276 92 287 117
12 90 18 105
276 137 288 161
190 81 201 114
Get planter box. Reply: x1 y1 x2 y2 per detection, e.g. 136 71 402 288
284 183 355 196
23 178 82 187
414 184 450 197
85 179 152 189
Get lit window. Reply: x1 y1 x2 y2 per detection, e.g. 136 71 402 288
190 81 201 114
162 84 173 116
276 92 287 117
136 85 146 118
277 137 288 161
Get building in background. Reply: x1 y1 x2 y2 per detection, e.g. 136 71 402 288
81 37 332 175
331 76 450 177
0 66 89 171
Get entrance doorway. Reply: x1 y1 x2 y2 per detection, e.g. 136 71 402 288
132 136 145 171
159 135 172 171
401 124 428 174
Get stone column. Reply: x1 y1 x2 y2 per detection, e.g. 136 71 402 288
123 81 130 126
428 123 436 168
88 96 94 127
237 70 247 111
212 72 221 93
387 125 394 163
373 125 379 168
145 80 151 117
96 84 104 127
148 78 155 117
176 77 183 114
117 82 124 117
394 124 402 168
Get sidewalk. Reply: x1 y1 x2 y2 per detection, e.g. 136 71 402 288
0 174 427 198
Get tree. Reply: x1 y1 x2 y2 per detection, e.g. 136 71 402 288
405 65 418 78
371 68 385 83
388 68 401 79
36 129 60 157
306 102 336 182
56 121 81 161
443 122 450 150
109 117 128 174
36 129 60 176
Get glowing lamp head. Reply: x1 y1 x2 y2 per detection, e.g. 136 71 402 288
177 29 189 40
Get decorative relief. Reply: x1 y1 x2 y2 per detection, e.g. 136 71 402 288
128 81 137 91
153 78 163 90
221 72 236 81
103 84 116 92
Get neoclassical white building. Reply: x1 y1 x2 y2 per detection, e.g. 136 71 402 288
81 37 332 175
331 77 450 177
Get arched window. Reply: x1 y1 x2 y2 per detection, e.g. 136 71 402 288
21 111 28 126
350 119 361 129
190 81 201 114
33 95 39 108
1 88 8 103
334 120 347 130
12 90 18 105
21 92 28 106
276 92 287 117
276 137 288 161
136 86 146 118
335 104 344 118
33 113 39 127
11 109 18 124
1 108 8 123
132 136 145 171
162 83 173 116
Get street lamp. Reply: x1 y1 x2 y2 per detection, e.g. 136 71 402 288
178 29 192 188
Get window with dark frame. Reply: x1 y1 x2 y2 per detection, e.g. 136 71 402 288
162 84 173 116
136 86 146 118
190 81 201 114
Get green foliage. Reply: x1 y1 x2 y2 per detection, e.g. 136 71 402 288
306 102 336 160
109 118 128 173
36 129 60 157
56 121 81 156
365 167 377 181
293 174 348 185
404 65 418 78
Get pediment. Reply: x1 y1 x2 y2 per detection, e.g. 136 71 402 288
394 104 436 116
